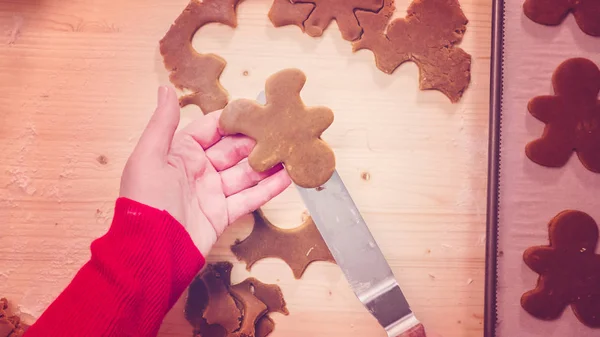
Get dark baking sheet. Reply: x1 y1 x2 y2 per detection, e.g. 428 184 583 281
486 0 600 335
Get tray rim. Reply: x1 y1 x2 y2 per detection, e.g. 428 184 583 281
485 0 504 336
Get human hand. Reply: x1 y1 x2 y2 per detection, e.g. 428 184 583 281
120 86 291 255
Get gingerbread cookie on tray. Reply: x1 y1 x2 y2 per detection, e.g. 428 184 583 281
526 58 600 173
523 0 600 37
522 210 600 328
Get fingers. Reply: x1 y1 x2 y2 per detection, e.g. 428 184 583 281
176 109 223 149
226 169 291 223
205 135 256 171
220 161 283 197
134 86 181 159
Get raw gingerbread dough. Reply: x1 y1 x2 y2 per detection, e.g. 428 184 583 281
292 0 383 41
353 0 471 102
523 0 600 37
159 0 242 114
200 263 241 332
521 210 600 327
255 316 275 337
0 298 27 337
231 209 335 279
229 283 268 337
186 262 288 337
525 58 600 173
235 278 289 315
268 0 314 32
219 68 335 188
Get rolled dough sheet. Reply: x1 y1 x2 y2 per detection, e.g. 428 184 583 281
497 0 600 336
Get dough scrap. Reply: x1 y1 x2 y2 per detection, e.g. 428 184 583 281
186 262 287 337
523 0 600 37
231 209 335 279
521 210 600 327
229 283 268 337
353 0 471 102
0 298 27 337
255 316 275 337
235 278 289 315
219 68 335 188
268 0 314 32
525 58 600 173
292 0 383 41
159 0 243 113
198 263 241 332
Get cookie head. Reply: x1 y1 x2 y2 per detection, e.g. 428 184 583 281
552 58 600 100
549 210 599 253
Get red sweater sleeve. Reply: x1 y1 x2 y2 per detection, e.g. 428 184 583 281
25 198 205 337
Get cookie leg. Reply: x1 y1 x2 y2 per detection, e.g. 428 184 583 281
285 141 335 188
521 285 569 321
525 130 574 168
523 0 572 26
577 141 600 173
572 1 600 37
572 292 600 328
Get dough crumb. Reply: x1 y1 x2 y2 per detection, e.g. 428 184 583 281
96 155 108 165
7 16 23 45
466 278 473 285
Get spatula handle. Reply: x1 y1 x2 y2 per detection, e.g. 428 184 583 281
393 323 427 337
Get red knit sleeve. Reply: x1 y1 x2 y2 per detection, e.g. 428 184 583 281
24 198 205 337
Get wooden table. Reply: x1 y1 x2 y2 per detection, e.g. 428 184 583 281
0 0 491 336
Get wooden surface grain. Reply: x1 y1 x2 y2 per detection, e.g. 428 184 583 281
0 0 491 336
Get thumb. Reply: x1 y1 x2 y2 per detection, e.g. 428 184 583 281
135 86 180 159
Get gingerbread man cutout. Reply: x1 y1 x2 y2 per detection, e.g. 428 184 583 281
526 58 600 173
522 210 600 327
160 0 243 114
353 0 471 102
292 0 383 41
219 68 335 188
523 0 600 37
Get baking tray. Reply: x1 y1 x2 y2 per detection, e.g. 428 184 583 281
485 0 600 336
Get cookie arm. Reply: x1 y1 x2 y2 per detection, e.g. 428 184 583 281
527 95 560 124
523 0 572 26
25 198 205 337
523 246 555 273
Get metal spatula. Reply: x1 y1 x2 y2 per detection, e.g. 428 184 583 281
257 92 427 337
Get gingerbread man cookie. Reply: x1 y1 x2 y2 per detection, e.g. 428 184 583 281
522 210 600 327
523 0 600 37
160 0 242 113
219 68 335 188
353 0 471 102
526 58 600 173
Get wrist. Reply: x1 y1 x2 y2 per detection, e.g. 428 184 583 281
185 221 217 256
